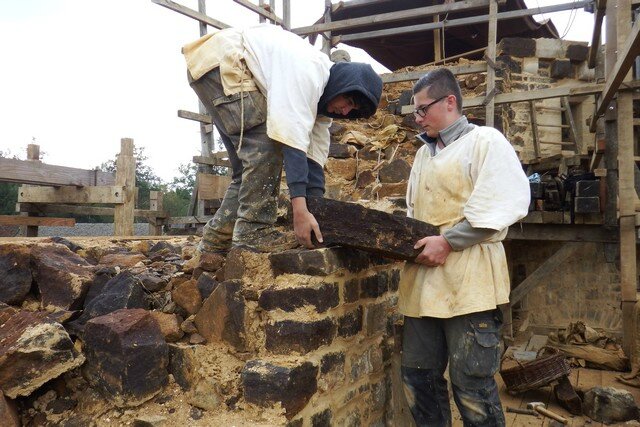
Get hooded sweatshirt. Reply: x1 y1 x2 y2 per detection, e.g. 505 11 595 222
183 25 381 167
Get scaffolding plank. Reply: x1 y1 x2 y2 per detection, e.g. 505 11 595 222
0 157 115 187
151 0 229 29
0 215 75 227
18 186 125 204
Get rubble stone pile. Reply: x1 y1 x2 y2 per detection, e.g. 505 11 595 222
0 236 403 425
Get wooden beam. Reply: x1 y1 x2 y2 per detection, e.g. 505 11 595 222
587 0 607 69
562 97 580 152
0 157 115 187
380 63 487 83
17 186 125 204
150 0 229 29
331 0 395 13
510 243 582 304
338 1 591 42
528 101 541 160
0 215 75 227
485 0 498 127
192 155 231 168
149 191 164 235
506 223 618 242
294 0 490 35
178 109 212 124
17 203 165 219
197 173 232 200
400 81 640 114
232 0 285 27
114 138 136 236
589 17 640 132
283 0 291 28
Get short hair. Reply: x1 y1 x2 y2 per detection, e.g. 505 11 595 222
412 68 463 113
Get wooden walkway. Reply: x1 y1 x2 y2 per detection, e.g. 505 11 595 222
449 368 640 426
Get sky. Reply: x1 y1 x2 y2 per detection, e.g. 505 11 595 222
0 0 595 182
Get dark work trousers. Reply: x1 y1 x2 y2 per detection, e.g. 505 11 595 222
188 68 283 252
401 309 505 427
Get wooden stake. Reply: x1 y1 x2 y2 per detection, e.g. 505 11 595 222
114 138 136 236
485 0 497 127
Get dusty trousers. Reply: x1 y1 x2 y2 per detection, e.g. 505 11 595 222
188 67 283 252
401 309 505 427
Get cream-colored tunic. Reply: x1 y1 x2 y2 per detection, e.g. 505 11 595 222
399 126 530 318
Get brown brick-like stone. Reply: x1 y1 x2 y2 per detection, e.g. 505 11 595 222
497 37 536 57
242 360 318 419
338 306 363 338
194 280 245 351
171 278 202 315
307 197 438 261
360 271 389 299
0 394 19 427
344 278 360 303
356 169 377 189
196 271 219 299
0 244 32 305
389 269 400 291
270 248 342 276
98 252 147 268
0 310 84 398
566 44 589 62
329 143 356 159
325 158 357 181
138 273 167 292
83 309 168 407
550 59 572 79
258 283 339 313
266 319 336 354
365 302 389 336
31 244 95 311
379 159 411 183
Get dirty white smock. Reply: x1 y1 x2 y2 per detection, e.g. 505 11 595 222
181 24 333 167
399 126 530 318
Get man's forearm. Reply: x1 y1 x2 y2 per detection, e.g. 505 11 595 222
442 219 499 251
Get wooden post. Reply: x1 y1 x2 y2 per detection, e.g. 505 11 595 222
258 0 266 23
283 0 291 29
485 0 497 127
616 0 637 356
19 144 41 237
149 191 164 236
322 0 332 56
604 0 619 228
433 15 442 63
114 138 136 236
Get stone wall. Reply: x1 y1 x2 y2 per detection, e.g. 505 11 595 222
508 241 622 333
176 247 405 425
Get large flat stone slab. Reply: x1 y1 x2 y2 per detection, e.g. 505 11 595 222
306 197 439 261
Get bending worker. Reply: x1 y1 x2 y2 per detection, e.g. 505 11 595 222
182 24 382 253
399 68 530 426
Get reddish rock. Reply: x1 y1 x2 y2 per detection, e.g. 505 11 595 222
325 158 357 181
356 169 377 189
0 394 20 427
198 252 225 272
376 182 408 198
83 309 168 407
0 310 85 398
31 244 95 311
148 311 184 342
0 244 32 305
171 279 202 315
194 280 245 351
99 252 147 268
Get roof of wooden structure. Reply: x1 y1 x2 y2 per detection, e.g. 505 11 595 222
330 0 560 70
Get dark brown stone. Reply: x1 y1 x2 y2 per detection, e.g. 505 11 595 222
0 394 20 427
194 280 245 351
98 252 147 268
344 278 360 303
138 273 167 292
198 252 225 272
148 311 184 342
465 73 486 89
0 244 32 305
195 271 219 299
83 308 169 407
167 344 200 390
242 360 318 419
306 197 439 261
337 306 363 338
566 44 589 62
357 147 381 160
321 352 345 375
550 59 572 79
360 271 389 298
583 387 639 423
376 181 408 198
355 169 376 189
0 310 84 398
365 301 389 336
311 408 332 427
266 319 336 354
497 37 536 57
378 159 411 183
259 282 339 313
329 143 356 159
269 248 343 277
31 244 95 311
68 271 148 336
553 375 582 415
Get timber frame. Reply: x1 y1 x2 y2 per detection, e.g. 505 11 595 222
152 0 640 352
3 139 167 237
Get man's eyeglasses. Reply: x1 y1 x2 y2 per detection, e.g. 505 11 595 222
413 96 448 118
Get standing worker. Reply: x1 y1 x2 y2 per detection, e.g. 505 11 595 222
182 24 382 253
399 68 530 426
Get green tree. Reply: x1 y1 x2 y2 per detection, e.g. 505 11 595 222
0 150 19 215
